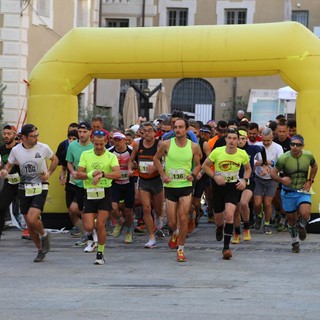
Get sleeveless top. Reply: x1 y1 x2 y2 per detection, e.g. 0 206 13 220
137 139 160 180
164 138 193 188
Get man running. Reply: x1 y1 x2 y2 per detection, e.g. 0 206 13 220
202 127 251 260
154 118 201 262
77 130 120 264
270 134 317 253
0 124 58 262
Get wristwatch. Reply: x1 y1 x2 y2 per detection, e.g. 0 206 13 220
244 178 250 185
308 178 314 183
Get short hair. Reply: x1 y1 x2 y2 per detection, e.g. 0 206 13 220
162 118 171 126
276 114 286 120
226 127 239 137
268 120 278 131
188 120 200 130
261 127 273 137
67 129 79 139
92 116 104 123
68 122 78 128
248 122 259 131
278 119 287 126
171 110 185 119
141 121 157 132
216 120 228 128
239 120 249 128
287 119 296 128
227 119 238 127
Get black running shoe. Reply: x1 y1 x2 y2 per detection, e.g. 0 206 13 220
33 250 46 263
216 225 223 242
41 233 50 254
292 242 300 253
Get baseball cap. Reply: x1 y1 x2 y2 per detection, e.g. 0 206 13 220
130 124 140 134
78 121 91 130
20 124 37 136
3 124 17 133
113 132 126 140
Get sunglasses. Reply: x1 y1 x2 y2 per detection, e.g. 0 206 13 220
290 142 303 147
93 130 106 136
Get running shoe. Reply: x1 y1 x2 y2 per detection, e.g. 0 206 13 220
33 250 46 263
168 233 179 249
70 226 81 237
84 240 97 253
75 234 89 246
94 252 105 265
231 233 240 244
277 223 288 232
263 224 272 235
134 224 146 235
124 232 133 244
111 221 124 238
222 248 232 260
155 229 165 238
41 233 50 254
21 229 31 240
177 249 187 262
243 229 252 241
254 213 263 230
216 225 223 242
292 241 300 253
144 238 158 248
298 224 307 241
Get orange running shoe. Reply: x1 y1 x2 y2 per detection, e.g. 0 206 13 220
168 233 179 249
177 249 187 262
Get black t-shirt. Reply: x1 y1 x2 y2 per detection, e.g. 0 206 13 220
0 143 20 174
273 137 291 153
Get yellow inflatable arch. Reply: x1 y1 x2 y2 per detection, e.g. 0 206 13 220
28 21 320 214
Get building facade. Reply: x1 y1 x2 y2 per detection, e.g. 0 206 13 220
0 0 99 127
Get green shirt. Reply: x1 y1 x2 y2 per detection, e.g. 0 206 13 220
276 150 315 190
78 149 119 189
66 141 93 187
164 138 193 188
209 146 249 182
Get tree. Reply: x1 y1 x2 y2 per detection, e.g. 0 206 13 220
80 105 118 131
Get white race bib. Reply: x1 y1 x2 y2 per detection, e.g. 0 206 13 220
139 161 153 174
7 173 21 185
87 187 105 200
168 169 186 180
24 183 48 197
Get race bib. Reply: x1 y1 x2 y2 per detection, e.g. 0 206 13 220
168 169 186 180
7 173 21 185
119 170 128 180
24 183 48 197
139 161 153 174
87 187 105 200
220 171 239 183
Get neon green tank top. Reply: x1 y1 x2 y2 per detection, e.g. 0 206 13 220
164 138 193 188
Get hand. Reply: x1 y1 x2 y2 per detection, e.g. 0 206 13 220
302 180 312 192
0 169 8 179
213 174 226 186
281 176 292 186
59 176 66 185
236 179 246 191
39 171 49 182
186 174 194 182
162 175 171 184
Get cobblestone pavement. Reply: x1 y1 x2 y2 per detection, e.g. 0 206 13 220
1 220 320 320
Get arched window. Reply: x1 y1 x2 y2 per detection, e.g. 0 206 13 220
171 78 215 120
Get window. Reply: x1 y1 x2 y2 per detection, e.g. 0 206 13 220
32 0 53 28
225 9 247 24
105 19 129 28
167 8 188 26
292 11 309 28
38 0 50 18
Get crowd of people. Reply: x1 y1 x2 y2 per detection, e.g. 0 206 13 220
0 110 317 264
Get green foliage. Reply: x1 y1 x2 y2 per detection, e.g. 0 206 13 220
80 105 118 131
222 96 248 121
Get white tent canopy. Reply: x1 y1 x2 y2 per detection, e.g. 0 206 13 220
277 86 297 100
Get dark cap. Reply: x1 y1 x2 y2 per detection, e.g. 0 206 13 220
20 124 37 136
78 121 91 130
3 124 17 133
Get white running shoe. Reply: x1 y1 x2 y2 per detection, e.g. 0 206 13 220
144 238 158 248
84 240 97 253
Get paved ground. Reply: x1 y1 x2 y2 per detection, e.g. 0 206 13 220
1 220 320 320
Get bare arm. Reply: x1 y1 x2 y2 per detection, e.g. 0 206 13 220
153 140 170 183
0 162 14 179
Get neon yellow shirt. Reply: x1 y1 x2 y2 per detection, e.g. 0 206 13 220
78 149 119 189
209 146 249 182
164 138 193 188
